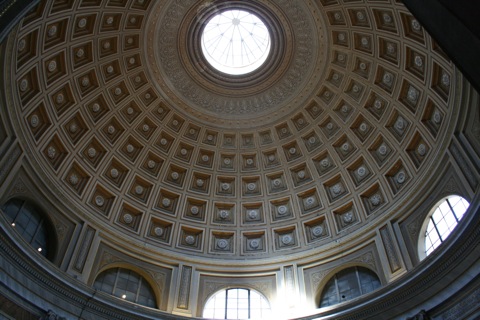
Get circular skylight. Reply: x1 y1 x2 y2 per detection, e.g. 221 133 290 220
201 10 271 75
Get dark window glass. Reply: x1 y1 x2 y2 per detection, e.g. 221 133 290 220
2 198 50 258
94 268 157 308
319 267 381 308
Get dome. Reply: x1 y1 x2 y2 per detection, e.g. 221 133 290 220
0 0 479 319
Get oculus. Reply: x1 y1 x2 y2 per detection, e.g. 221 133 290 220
201 10 271 75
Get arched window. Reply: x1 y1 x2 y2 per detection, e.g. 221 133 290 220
202 288 271 319
319 266 381 308
420 195 470 259
2 198 54 259
94 268 157 308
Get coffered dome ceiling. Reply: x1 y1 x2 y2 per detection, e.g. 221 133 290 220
3 0 459 263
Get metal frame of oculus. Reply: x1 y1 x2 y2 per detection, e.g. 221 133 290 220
185 0 288 88
200 9 271 75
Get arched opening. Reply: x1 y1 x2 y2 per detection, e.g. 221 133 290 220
202 287 271 319
419 195 470 260
1 198 56 261
319 266 381 308
93 267 157 308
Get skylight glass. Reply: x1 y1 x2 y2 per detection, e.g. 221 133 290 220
201 10 271 75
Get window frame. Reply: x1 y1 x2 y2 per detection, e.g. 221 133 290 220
2 198 55 260
202 287 271 319
318 266 382 308
93 267 158 308
418 195 470 261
